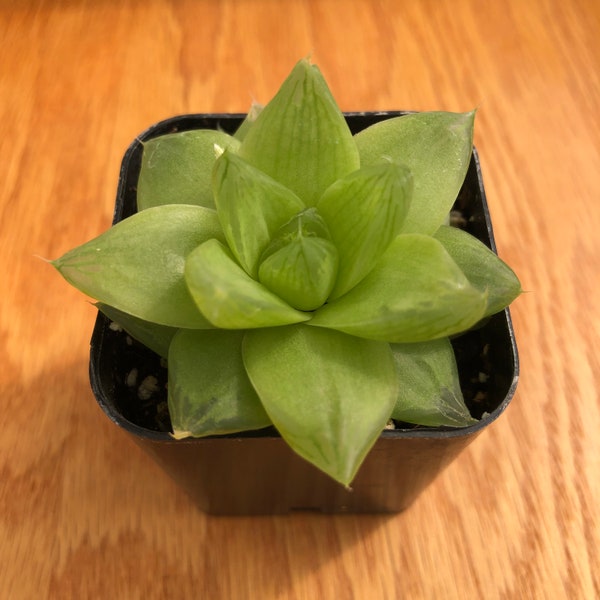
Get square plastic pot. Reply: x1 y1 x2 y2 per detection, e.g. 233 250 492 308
89 112 519 515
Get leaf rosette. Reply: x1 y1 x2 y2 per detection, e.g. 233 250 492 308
53 59 521 485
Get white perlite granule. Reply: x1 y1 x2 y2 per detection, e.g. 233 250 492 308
138 375 159 400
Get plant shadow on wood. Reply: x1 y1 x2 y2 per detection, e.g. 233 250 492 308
2 359 393 597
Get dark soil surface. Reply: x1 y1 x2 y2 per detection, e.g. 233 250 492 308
100 317 500 435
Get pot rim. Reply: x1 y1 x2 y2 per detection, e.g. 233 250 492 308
91 112 519 444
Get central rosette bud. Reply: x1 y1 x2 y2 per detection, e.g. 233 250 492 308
258 208 338 311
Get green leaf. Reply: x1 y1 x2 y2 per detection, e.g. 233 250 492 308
258 208 339 311
97 303 178 358
239 59 360 205
243 325 398 486
138 130 240 210
309 234 487 342
52 205 224 328
317 162 413 298
213 151 305 278
233 102 263 141
355 111 475 235
185 239 310 328
169 329 271 438
434 225 522 316
391 338 477 427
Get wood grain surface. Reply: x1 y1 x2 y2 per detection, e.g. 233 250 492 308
1 0 599 598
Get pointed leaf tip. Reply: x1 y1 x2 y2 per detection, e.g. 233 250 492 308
53 204 224 328
434 225 522 316
138 130 240 210
213 151 305 278
243 325 398 485
310 234 487 343
355 111 475 235
391 338 477 427
169 329 271 437
239 59 360 205
318 162 413 298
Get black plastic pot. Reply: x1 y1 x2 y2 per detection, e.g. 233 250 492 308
89 113 519 515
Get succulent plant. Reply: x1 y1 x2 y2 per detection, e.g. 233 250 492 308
53 59 521 485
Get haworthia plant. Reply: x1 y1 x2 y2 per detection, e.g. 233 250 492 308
53 58 522 486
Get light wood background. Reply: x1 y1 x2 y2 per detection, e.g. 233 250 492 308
1 0 598 598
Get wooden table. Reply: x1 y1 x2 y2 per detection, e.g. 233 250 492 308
2 0 598 597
